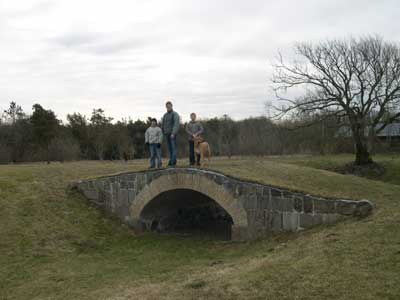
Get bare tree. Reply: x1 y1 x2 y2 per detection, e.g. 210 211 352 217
272 36 400 165
3 101 24 125
219 114 238 158
3 102 25 163
89 108 113 160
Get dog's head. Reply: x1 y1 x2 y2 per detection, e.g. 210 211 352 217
193 136 204 146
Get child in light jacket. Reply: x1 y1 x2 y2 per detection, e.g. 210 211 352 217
145 118 163 168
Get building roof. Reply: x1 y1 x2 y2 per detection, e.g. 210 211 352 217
336 123 400 138
376 123 400 137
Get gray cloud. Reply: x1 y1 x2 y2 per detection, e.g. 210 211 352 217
51 31 165 55
51 32 100 48
1 0 400 122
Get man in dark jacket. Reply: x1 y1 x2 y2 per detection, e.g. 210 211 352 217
161 101 180 166
185 112 204 166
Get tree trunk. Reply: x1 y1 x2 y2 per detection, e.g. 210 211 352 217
11 127 17 163
46 144 50 164
348 114 373 165
352 128 373 165
355 144 372 165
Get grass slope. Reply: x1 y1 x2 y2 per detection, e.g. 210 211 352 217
0 157 399 300
267 153 400 185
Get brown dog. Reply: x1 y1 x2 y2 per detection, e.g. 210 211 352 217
193 136 211 167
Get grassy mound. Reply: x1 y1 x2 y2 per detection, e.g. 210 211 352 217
1 157 399 299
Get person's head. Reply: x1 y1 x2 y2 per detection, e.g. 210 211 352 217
190 112 197 122
151 118 157 127
165 101 173 112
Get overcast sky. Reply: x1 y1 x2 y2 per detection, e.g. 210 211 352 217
1 0 400 122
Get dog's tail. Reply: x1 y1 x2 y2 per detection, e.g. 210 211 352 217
207 143 212 159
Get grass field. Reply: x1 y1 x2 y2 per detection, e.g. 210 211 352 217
1 156 400 299
268 153 400 184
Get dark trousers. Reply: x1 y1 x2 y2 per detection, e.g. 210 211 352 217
165 134 177 165
189 140 200 165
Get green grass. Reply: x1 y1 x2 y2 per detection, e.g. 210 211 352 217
267 153 400 185
1 157 400 299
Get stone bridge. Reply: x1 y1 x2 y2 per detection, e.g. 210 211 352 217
74 168 373 241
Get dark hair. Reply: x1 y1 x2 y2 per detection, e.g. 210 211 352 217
151 118 157 123
165 101 172 106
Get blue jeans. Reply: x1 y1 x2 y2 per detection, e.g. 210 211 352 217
165 134 177 165
149 144 162 168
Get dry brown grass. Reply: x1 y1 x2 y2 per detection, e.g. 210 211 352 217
1 157 399 299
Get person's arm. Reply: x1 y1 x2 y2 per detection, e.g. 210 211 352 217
160 115 165 134
157 128 163 144
145 128 149 144
185 123 192 136
171 112 180 136
195 122 204 136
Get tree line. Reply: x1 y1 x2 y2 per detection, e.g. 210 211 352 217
0 101 356 164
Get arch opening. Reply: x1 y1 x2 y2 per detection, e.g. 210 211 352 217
139 189 234 240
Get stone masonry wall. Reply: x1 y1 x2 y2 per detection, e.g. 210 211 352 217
74 168 373 240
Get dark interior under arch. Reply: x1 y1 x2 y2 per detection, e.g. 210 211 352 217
139 189 234 240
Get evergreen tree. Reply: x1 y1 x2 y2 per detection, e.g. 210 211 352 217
30 104 59 164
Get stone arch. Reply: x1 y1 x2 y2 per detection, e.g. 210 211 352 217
129 172 248 240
